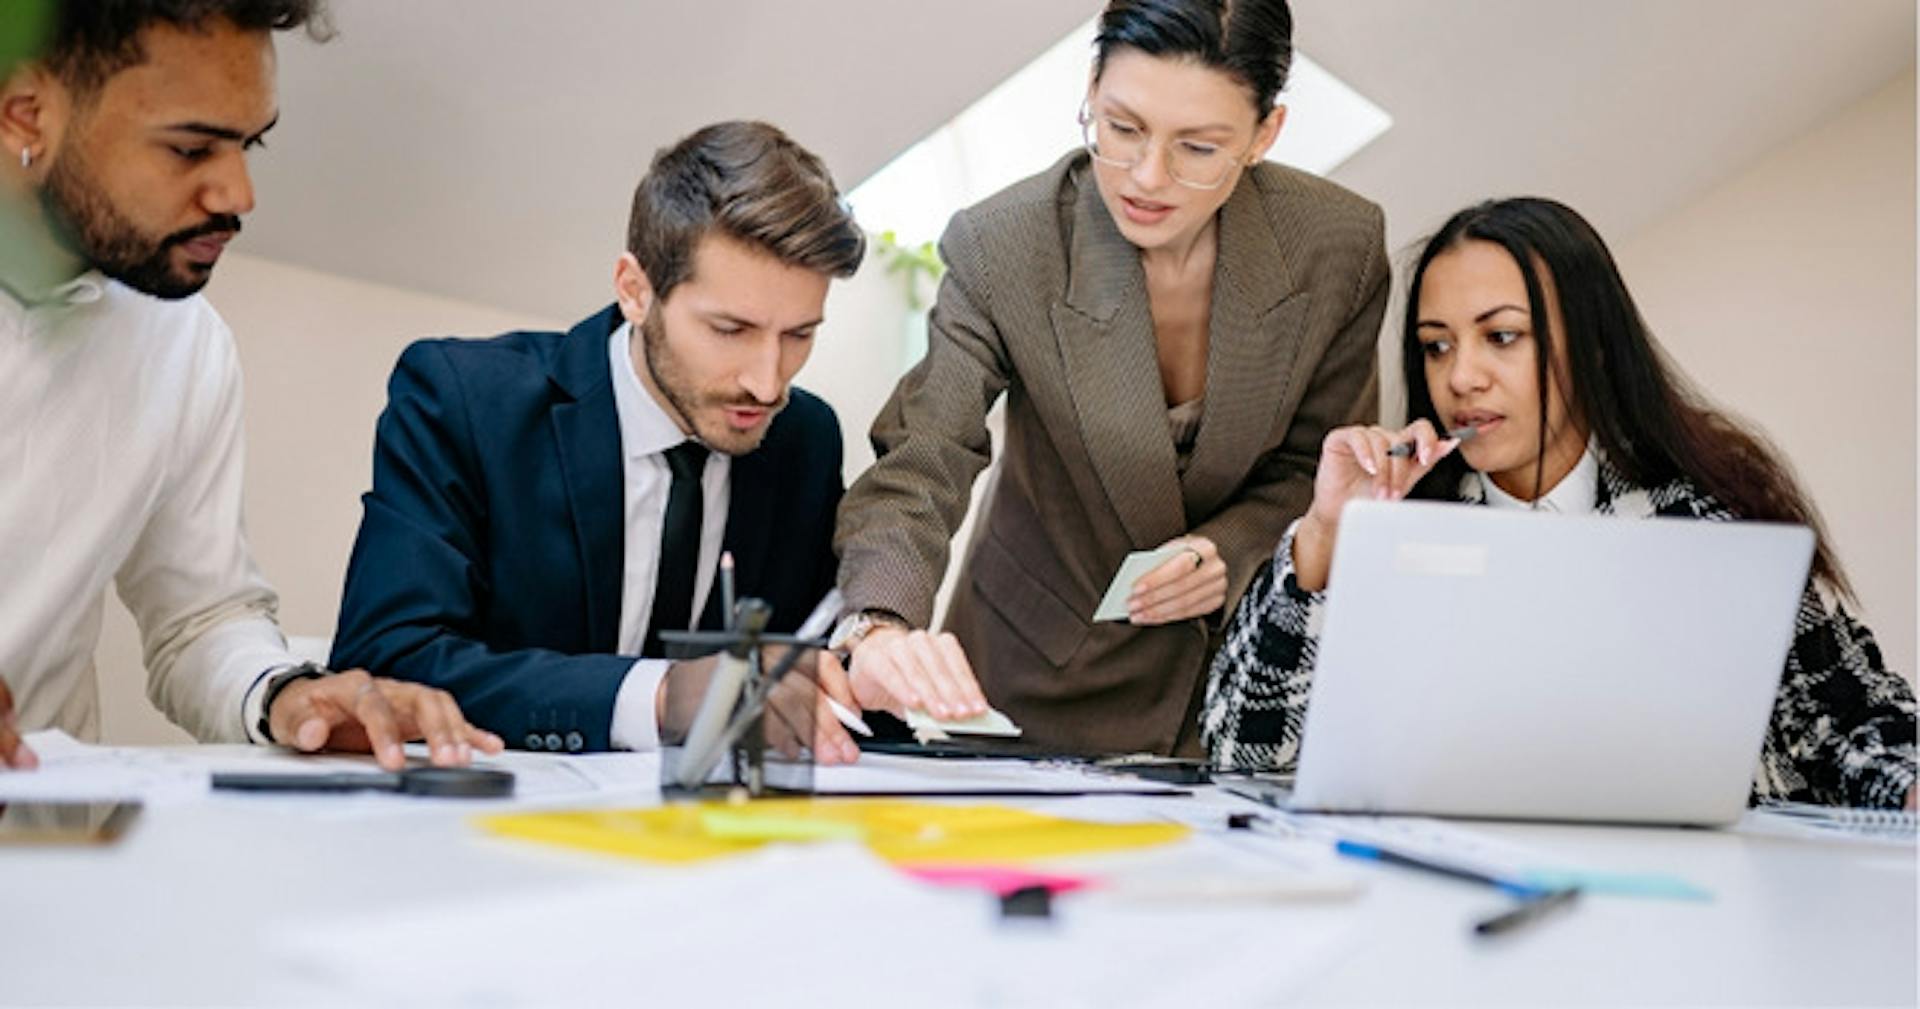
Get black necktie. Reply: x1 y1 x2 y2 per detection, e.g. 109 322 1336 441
643 440 709 658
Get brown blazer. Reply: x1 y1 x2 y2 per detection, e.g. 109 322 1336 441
835 151 1387 756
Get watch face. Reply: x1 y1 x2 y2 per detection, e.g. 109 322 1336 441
827 613 866 652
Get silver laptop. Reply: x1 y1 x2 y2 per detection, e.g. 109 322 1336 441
1271 500 1812 826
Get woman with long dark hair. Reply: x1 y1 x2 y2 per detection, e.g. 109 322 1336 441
1203 197 1916 808
830 0 1388 756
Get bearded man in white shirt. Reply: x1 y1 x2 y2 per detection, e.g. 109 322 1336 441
0 0 501 770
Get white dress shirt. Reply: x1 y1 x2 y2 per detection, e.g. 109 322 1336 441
0 273 296 743
605 322 731 750
1479 443 1599 515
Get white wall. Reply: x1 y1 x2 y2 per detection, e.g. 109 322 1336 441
97 253 557 744
1613 69 1916 683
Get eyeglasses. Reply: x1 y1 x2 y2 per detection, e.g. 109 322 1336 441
1077 101 1252 191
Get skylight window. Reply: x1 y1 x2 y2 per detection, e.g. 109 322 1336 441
849 16 1392 247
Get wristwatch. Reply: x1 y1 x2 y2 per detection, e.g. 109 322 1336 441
255 662 328 744
827 609 908 658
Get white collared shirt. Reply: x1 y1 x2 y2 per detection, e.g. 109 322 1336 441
1479 443 1599 515
0 273 295 743
606 321 731 750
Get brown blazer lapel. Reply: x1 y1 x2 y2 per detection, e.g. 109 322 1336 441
1182 175 1311 521
1050 176 1186 549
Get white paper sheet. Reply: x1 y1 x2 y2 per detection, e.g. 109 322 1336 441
0 730 656 809
0 731 224 803
265 842 1361 1008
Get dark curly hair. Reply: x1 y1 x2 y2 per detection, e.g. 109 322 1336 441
43 0 332 95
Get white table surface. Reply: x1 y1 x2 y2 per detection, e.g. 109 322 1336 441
2 745 1913 1007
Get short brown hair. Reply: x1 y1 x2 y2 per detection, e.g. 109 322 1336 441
626 121 865 303
43 0 333 96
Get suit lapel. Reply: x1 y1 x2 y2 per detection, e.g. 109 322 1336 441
548 307 627 650
1182 175 1310 521
1052 170 1186 548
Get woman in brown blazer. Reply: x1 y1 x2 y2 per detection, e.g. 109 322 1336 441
832 0 1388 756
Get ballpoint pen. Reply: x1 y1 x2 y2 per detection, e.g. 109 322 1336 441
1385 425 1477 458
1473 886 1580 937
1336 839 1582 937
1334 838 1542 898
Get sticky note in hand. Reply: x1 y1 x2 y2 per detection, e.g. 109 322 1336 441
904 707 1022 743
1092 546 1185 622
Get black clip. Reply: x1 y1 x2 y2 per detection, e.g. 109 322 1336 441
999 884 1054 920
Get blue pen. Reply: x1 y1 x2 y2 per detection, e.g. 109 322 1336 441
1335 839 1544 899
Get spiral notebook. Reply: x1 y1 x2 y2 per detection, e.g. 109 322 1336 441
1755 801 1918 840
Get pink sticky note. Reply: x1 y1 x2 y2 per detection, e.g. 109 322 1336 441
899 864 1096 897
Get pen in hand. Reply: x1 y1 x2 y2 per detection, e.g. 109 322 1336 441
1385 425 1477 459
761 588 872 738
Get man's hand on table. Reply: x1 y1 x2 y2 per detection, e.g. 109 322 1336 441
267 669 504 771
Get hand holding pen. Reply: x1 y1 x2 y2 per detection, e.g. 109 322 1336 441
716 586 869 765
1292 420 1475 592
1384 425 1477 460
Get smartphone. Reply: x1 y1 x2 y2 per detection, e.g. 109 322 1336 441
0 801 142 845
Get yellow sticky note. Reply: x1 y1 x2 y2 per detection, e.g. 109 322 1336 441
477 800 1187 867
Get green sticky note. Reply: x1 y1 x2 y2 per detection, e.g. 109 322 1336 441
699 810 866 843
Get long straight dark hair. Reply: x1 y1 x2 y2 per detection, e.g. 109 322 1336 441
1403 197 1853 599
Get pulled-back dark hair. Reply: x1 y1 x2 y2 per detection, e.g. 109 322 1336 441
1093 0 1294 118
43 0 332 95
1403 197 1854 598
627 120 865 304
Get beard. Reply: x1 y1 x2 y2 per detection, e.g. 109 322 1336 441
640 310 787 456
38 146 240 301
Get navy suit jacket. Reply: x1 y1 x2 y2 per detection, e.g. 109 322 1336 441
330 305 844 751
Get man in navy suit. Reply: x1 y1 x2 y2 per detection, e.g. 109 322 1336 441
332 121 870 759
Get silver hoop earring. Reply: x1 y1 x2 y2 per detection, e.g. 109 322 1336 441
18 147 29 170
